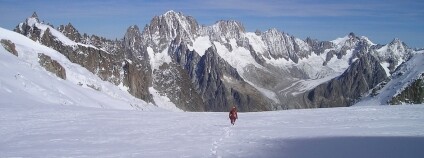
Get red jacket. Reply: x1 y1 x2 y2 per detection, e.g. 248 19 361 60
229 108 238 119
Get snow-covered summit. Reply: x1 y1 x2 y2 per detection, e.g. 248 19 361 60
161 10 198 34
387 38 409 54
331 32 360 49
260 28 310 62
373 38 412 73
203 20 246 43
27 12 40 25
15 13 89 47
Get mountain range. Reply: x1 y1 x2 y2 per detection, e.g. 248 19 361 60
1 11 423 112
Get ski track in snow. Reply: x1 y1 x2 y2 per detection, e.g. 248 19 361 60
210 125 232 158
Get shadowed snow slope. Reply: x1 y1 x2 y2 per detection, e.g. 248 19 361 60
1 103 423 157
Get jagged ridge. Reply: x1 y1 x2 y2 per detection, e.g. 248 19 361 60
6 11 422 111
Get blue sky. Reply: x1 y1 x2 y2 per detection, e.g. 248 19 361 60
1 0 423 48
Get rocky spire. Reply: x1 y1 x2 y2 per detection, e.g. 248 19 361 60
57 22 82 42
14 12 42 40
31 12 38 18
348 32 356 39
124 25 142 51
28 12 40 24
141 10 199 52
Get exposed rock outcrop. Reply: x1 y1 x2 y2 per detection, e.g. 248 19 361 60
1 39 18 56
389 74 424 104
153 62 204 111
38 53 66 79
58 23 82 42
122 59 153 102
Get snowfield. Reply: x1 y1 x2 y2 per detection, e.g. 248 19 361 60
1 104 424 158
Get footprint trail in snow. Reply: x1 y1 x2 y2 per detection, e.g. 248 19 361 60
210 125 232 158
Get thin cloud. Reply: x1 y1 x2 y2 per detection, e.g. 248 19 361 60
187 0 424 18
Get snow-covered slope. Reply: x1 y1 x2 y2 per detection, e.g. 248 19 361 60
356 51 424 106
16 13 96 49
1 102 423 157
0 27 160 111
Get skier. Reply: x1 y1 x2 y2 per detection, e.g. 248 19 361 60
229 106 238 125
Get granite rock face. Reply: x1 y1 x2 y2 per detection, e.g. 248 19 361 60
122 59 153 102
141 10 199 53
1 39 18 56
38 53 66 80
305 54 388 108
15 12 153 104
58 23 82 43
138 11 273 111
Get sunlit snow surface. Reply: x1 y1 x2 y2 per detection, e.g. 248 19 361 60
1 103 424 158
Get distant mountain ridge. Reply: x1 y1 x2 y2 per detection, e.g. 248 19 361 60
2 11 422 111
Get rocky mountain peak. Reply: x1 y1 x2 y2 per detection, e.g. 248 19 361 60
213 20 245 34
261 28 299 61
263 28 283 39
389 38 407 49
254 29 262 36
14 12 43 41
160 10 199 35
206 20 245 41
163 10 180 18
29 12 40 22
125 25 141 38
124 25 143 52
391 38 401 43
369 37 411 73
385 38 409 55
264 28 281 36
26 12 40 26
345 32 359 45
330 32 361 51
348 32 356 39
58 22 82 42
31 12 39 18
141 10 199 52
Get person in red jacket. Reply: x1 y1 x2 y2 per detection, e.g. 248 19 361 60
229 106 238 125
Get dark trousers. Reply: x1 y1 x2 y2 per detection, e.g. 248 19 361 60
230 117 236 125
